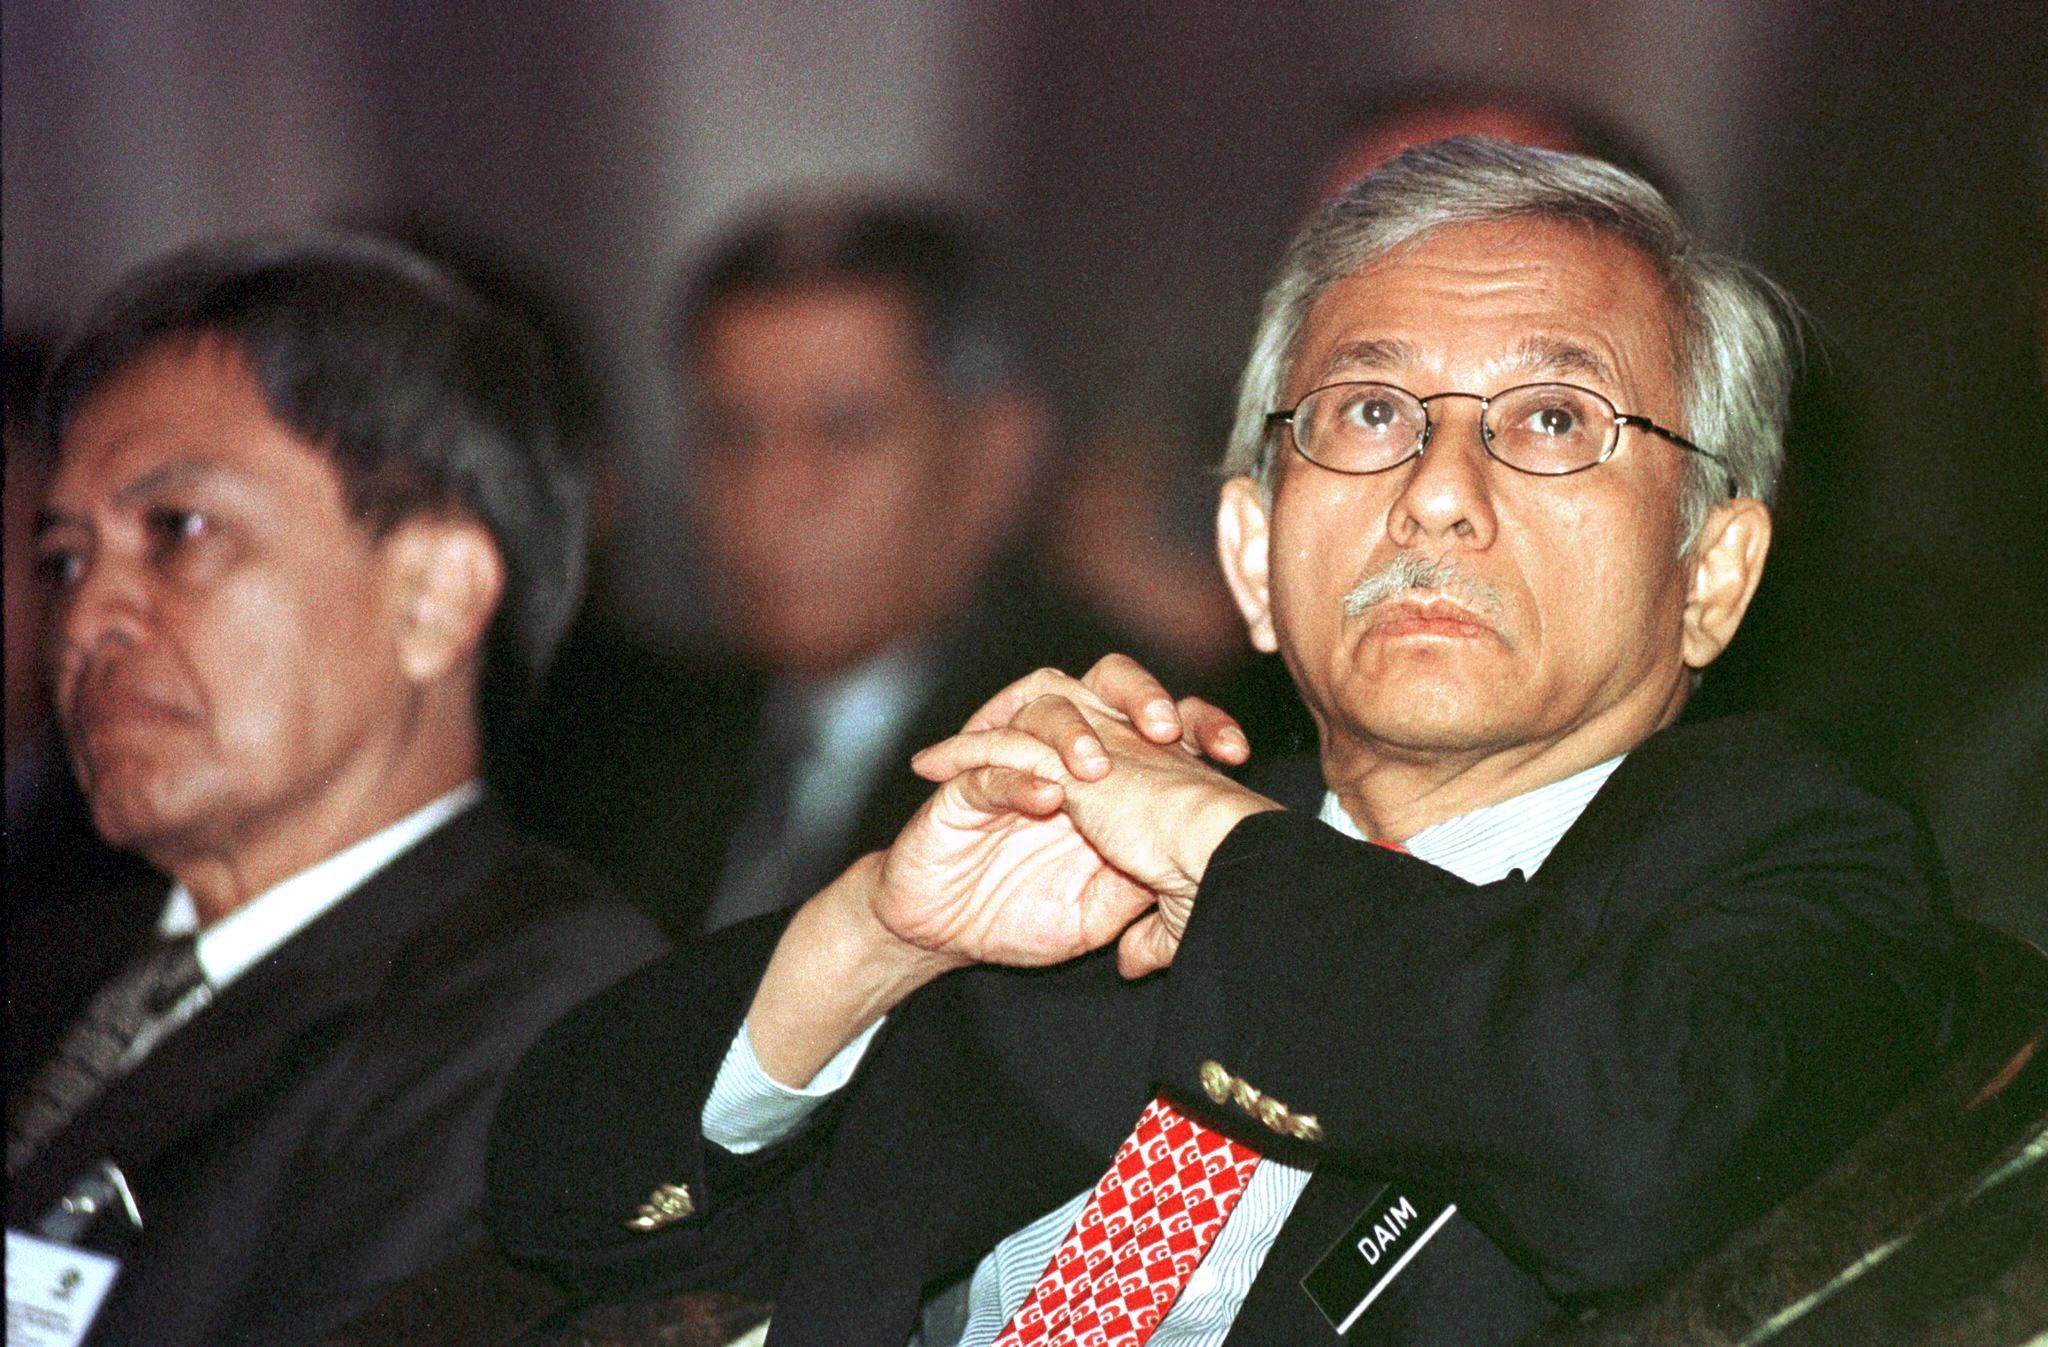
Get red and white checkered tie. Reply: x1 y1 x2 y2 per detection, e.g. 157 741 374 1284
992 1094 1261 1347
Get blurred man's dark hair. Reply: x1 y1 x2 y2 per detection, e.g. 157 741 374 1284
5 330 52 435
673 197 1028 396
41 233 587 719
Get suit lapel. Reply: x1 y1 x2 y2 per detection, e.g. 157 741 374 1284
8 802 514 1224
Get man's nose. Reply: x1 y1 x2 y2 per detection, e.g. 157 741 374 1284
1386 402 1499 549
54 557 147 679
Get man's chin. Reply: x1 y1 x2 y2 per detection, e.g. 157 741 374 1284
1335 685 1524 760
80 771 215 860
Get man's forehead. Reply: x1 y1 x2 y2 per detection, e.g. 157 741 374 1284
1309 334 1620 387
701 281 923 359
47 346 342 519
1292 220 1680 398
44 455 240 516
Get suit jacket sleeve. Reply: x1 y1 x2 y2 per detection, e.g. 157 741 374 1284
234 884 670 1342
487 910 848 1296
1155 730 1957 1301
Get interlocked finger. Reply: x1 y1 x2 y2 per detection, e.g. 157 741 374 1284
1175 696 1251 764
1083 653 1183 743
912 727 1073 787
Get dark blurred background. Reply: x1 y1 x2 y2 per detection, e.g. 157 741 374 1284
6 0 2045 940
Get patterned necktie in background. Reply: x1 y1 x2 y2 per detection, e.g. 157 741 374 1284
7 934 206 1175
993 1094 1262 1347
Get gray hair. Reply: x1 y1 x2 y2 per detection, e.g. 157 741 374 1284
1223 136 1799 544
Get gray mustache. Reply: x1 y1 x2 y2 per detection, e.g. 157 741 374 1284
1342 553 1506 620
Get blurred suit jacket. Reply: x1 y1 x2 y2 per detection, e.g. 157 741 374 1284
502 568 1161 937
5 733 163 1098
486 716 1958 1346
6 799 666 1347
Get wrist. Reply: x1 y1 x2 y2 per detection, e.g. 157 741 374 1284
746 854 957 1089
816 852 968 998
1174 787 1283 897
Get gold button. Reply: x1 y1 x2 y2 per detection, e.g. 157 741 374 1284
1256 1096 1289 1131
1231 1079 1262 1113
1199 1060 1231 1103
1289 1114 1325 1144
625 1181 694 1231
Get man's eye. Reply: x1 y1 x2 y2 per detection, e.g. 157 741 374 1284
33 548 84 590
813 405 882 449
1343 397 1402 432
1528 406 1579 437
145 508 208 547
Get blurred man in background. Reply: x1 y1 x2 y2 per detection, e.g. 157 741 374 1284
509 197 1155 936
5 234 664 1347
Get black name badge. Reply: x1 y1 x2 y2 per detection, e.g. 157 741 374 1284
1301 1183 1459 1335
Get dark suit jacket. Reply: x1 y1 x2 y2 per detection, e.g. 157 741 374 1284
501 570 1161 937
486 715 1958 1345
5 735 164 1098
6 799 667 1347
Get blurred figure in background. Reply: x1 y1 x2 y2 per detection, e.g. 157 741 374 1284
509 196 1160 936
1914 134 2048 950
5 234 664 1347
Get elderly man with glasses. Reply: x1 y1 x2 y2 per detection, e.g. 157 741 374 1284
488 139 1957 1346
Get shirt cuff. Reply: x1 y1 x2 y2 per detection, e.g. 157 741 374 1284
701 1016 885 1154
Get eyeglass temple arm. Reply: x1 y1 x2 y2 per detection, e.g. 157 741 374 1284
1616 415 1739 496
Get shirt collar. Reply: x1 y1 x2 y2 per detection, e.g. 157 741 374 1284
157 780 484 991
779 643 934 767
776 644 935 829
1317 754 1626 885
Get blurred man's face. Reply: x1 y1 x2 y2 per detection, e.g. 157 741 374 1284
36 339 415 867
692 283 972 676
1223 219 1718 778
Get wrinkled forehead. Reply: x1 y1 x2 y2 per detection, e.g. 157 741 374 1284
1294 218 1686 402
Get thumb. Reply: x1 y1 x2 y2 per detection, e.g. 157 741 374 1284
1116 911 1180 979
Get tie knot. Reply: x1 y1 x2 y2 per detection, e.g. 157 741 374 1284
141 934 206 1014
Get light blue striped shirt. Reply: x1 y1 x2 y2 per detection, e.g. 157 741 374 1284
703 752 1626 1344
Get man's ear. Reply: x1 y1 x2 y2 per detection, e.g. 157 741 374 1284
381 516 505 686
1217 476 1278 654
1681 497 1771 669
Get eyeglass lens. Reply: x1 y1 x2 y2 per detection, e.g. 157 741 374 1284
1293 382 1618 476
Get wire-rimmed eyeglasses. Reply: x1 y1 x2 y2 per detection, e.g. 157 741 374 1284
1265 381 1732 489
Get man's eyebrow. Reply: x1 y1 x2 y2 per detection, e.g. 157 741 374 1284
112 458 241 506
33 458 243 538
1509 335 1615 385
1314 338 1420 381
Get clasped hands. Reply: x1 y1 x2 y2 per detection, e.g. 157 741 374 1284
876 654 1281 979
